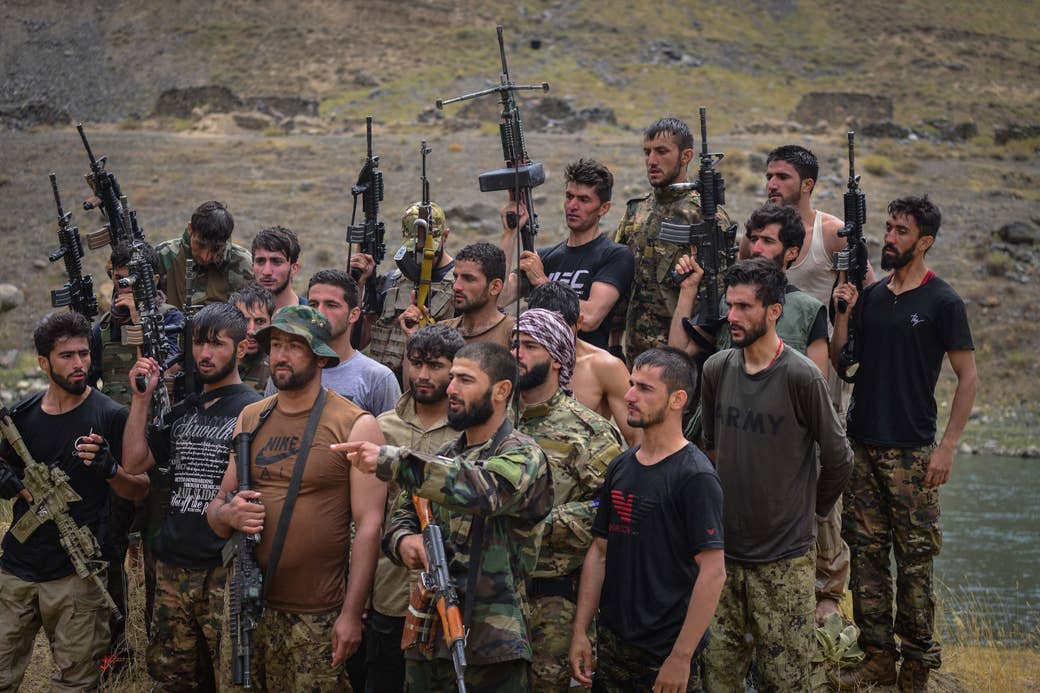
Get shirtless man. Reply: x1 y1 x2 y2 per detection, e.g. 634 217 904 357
527 281 638 447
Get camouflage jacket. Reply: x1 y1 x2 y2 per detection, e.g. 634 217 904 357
365 265 455 380
519 389 624 578
155 229 253 309
238 351 270 396
614 187 731 365
380 420 553 665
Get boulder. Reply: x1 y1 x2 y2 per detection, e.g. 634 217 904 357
994 124 1040 145
791 92 893 126
0 101 70 130
153 86 242 119
246 96 319 119
996 221 1038 246
232 111 277 131
0 284 25 312
860 120 911 139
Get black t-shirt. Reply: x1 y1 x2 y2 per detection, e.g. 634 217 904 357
591 443 724 658
0 389 128 582
537 234 635 349
847 273 974 447
148 385 261 568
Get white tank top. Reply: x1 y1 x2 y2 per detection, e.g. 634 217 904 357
786 210 837 306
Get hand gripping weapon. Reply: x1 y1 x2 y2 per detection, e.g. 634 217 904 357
832 131 869 381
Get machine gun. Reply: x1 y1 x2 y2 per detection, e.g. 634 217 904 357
77 124 143 252
659 107 739 326
412 141 438 329
436 25 549 296
47 173 99 321
346 116 385 315
222 431 264 688
413 494 467 693
0 406 119 617
119 250 175 427
832 131 869 381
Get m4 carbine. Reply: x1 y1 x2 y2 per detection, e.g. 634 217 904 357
47 173 99 322
346 115 386 320
832 131 869 381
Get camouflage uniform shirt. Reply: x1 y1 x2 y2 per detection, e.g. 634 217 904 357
155 229 253 309
614 187 731 365
380 421 554 665
237 351 271 396
519 389 624 578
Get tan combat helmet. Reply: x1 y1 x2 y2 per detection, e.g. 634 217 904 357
400 202 447 242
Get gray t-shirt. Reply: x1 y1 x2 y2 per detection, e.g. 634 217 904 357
700 345 852 563
265 350 401 415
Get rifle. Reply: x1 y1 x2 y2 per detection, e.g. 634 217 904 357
76 123 143 252
175 258 201 401
436 25 549 296
346 115 385 316
0 406 119 617
659 107 739 326
413 494 467 693
47 173 99 321
413 141 438 329
832 131 869 381
222 431 264 688
119 249 175 428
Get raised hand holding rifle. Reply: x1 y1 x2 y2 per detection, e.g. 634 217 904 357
659 107 738 341
77 123 142 252
47 173 99 322
436 25 549 298
832 131 869 381
410 140 439 330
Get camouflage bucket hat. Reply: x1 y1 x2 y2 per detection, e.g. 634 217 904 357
400 201 447 241
254 305 341 368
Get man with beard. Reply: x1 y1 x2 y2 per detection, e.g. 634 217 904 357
527 281 639 447
569 348 725 691
513 308 625 692
338 342 553 692
251 226 306 310
439 241 515 349
266 270 400 416
699 258 852 692
208 305 387 691
354 202 457 382
230 283 275 395
0 311 149 692
157 201 254 309
497 159 635 350
123 302 261 691
613 118 732 366
365 323 465 692
832 197 976 691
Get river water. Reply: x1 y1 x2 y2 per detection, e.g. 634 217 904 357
933 452 1039 643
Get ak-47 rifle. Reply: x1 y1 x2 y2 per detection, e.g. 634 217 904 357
436 25 549 296
833 131 869 381
77 123 143 252
47 173 99 321
413 495 467 693
659 107 739 327
119 250 175 427
222 431 264 688
346 115 385 319
413 141 438 329
0 406 119 617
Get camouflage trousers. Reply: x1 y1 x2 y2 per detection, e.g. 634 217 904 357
0 568 110 692
702 550 815 693
816 495 851 602
530 594 592 692
404 657 529 692
248 607 351 692
147 561 227 691
593 623 702 692
843 442 942 668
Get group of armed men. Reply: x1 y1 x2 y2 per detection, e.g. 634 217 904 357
0 115 977 693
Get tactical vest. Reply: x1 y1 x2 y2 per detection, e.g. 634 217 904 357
98 313 140 406
366 270 455 377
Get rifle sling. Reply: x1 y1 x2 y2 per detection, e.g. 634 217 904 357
462 418 514 630
249 387 328 600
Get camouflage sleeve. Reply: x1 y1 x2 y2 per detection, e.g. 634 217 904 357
154 239 178 277
382 485 420 567
542 427 622 553
227 245 255 290
377 442 549 519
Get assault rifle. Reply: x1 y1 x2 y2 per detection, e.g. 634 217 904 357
413 141 438 329
47 173 99 321
77 123 143 252
413 494 467 693
223 431 264 688
119 250 175 427
0 406 119 617
436 25 549 296
659 107 739 326
176 259 201 401
346 116 385 316
833 131 869 381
